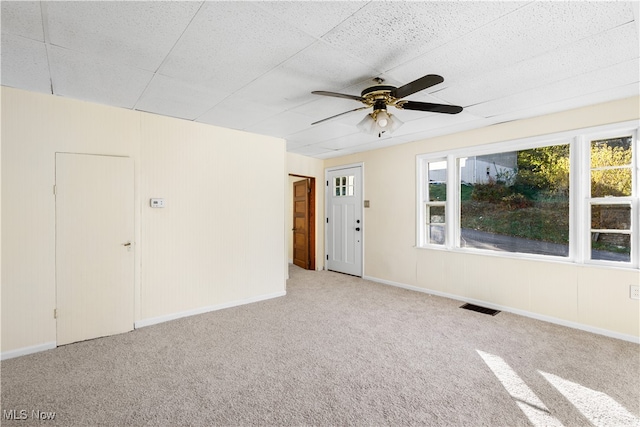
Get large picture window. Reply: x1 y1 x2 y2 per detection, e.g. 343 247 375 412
459 144 570 257
417 123 638 268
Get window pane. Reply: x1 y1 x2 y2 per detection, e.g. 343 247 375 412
427 160 447 202
428 225 445 245
429 183 446 202
591 168 632 197
591 232 630 262
427 205 445 224
591 136 632 168
460 144 570 257
591 204 631 230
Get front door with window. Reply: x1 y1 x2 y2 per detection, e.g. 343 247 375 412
326 166 363 276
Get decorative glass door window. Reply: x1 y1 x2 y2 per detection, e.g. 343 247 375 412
334 176 355 197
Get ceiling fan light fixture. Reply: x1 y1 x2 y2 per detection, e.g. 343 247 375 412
376 110 390 128
357 111 403 136
386 113 403 133
356 113 377 134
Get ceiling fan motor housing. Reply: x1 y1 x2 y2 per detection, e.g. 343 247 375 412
360 85 397 98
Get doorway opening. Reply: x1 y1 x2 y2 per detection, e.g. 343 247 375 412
289 175 316 270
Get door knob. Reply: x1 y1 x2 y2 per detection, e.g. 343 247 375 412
122 242 131 247
355 227 360 231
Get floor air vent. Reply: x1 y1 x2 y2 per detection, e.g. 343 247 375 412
460 303 500 316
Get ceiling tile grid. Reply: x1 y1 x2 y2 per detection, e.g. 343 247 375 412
1 1 638 159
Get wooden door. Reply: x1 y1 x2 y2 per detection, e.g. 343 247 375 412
55 153 134 346
326 166 363 276
293 179 311 269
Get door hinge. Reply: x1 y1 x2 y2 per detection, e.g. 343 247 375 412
326 254 329 261
54 309 57 319
326 180 329 187
53 185 56 195
326 218 328 223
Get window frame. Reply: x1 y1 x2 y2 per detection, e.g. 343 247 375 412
416 121 639 269
419 157 448 246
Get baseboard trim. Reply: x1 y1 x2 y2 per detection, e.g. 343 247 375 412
363 275 640 344
135 290 287 329
1 341 57 361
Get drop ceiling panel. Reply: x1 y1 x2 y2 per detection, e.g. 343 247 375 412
321 2 527 70
392 1 635 94
49 45 153 109
391 111 481 138
45 2 201 72
288 144 335 157
197 95 284 131
466 59 640 118
158 2 316 92
135 74 231 121
1 1 44 41
287 121 356 146
435 22 639 106
0 34 50 94
253 1 368 39
233 41 380 110
318 132 379 150
245 111 316 138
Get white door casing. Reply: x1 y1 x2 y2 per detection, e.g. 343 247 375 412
55 153 134 346
326 165 363 276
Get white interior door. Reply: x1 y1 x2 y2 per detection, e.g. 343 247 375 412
326 166 363 276
56 153 134 346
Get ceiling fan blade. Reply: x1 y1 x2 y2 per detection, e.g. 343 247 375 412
311 90 365 102
311 106 369 125
397 100 463 114
392 74 444 99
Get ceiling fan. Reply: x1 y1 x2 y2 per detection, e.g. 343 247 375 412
311 74 462 136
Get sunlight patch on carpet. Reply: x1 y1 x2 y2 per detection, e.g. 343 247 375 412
477 350 564 427
540 371 640 427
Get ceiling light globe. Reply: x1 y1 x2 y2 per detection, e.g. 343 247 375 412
376 111 390 127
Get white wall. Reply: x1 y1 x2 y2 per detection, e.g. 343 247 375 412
286 152 325 271
139 114 286 322
325 96 640 341
1 87 286 356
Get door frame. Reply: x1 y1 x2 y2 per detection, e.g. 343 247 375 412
289 174 316 270
324 162 364 276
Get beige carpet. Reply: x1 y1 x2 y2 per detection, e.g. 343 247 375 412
1 265 639 426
